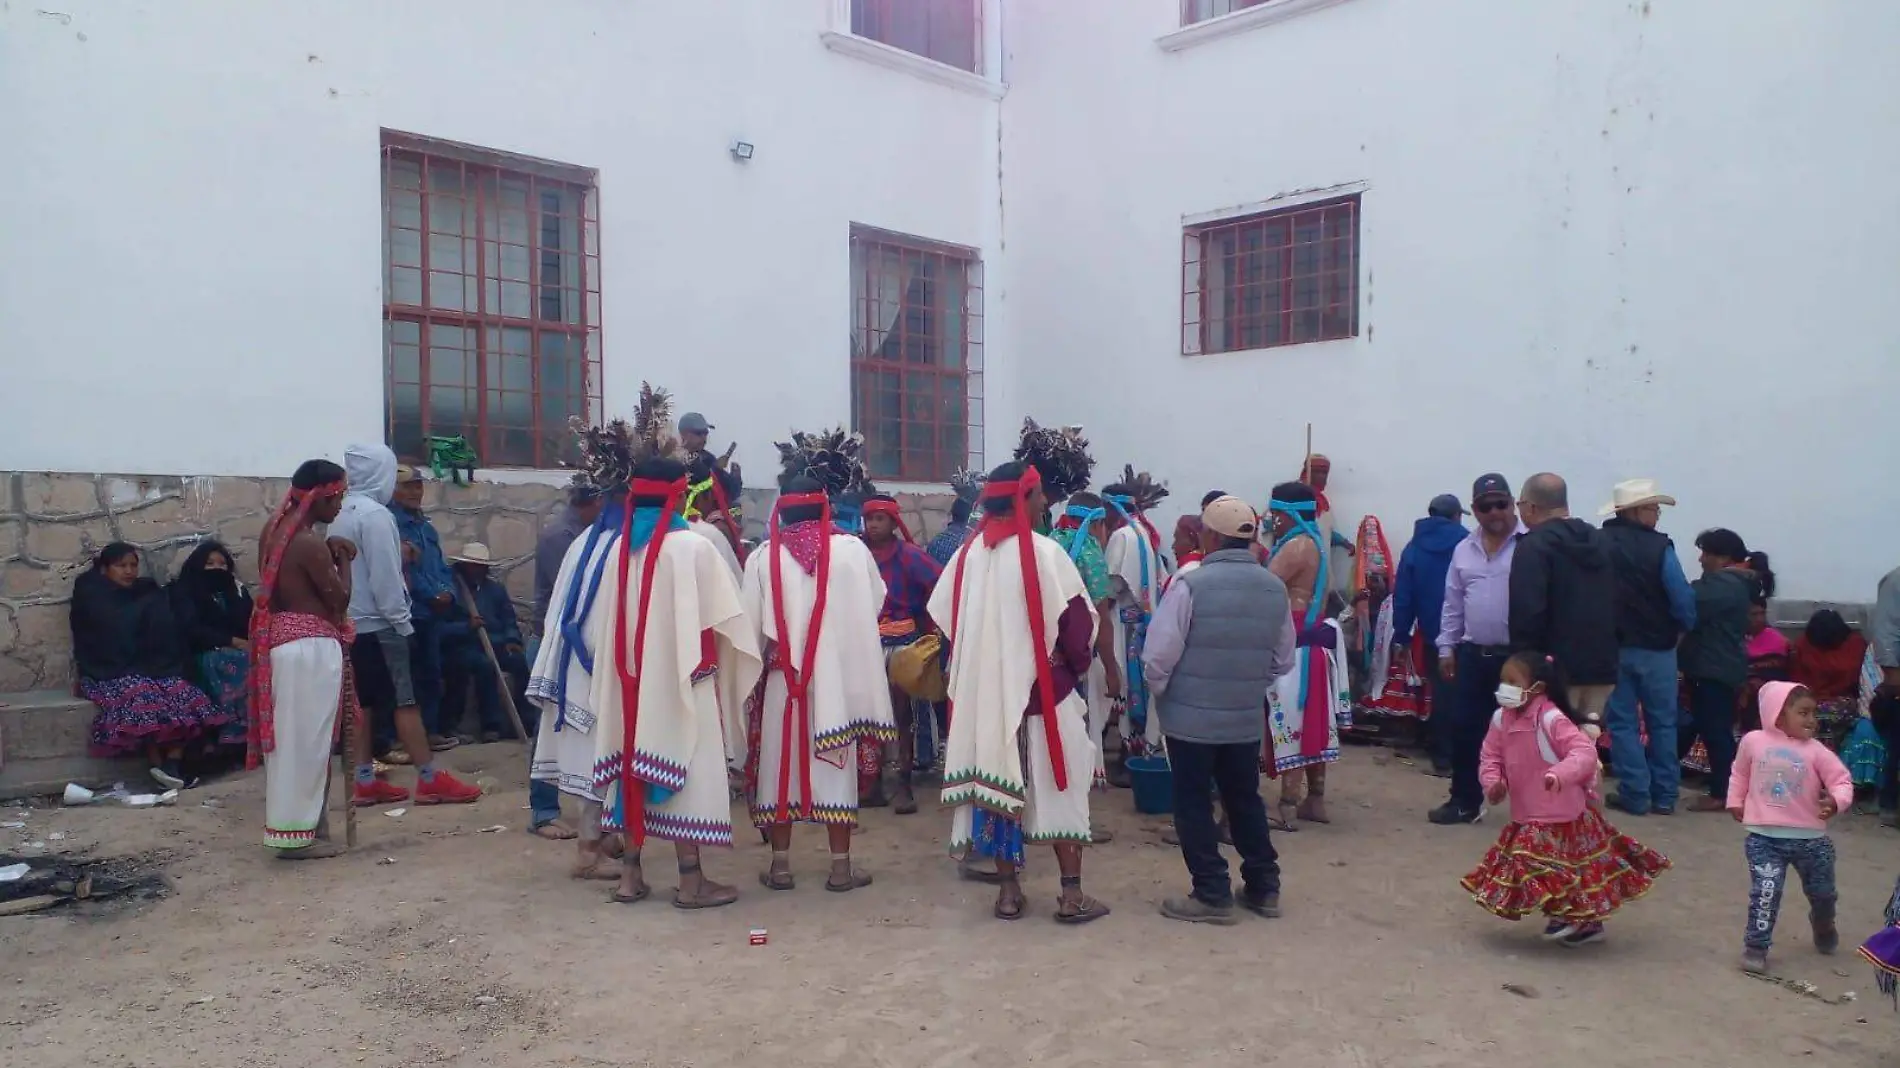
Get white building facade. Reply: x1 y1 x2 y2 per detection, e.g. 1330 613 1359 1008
3 0 1895 601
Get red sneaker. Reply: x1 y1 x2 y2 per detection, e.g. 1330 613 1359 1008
352 776 411 808
414 771 482 805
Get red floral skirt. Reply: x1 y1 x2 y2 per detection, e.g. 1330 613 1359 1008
1460 807 1670 922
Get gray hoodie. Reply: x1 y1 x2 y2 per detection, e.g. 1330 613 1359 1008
330 444 413 636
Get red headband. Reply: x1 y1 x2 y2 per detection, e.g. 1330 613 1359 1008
764 490 834 822
860 498 914 543
952 465 1068 790
612 475 689 848
246 477 350 769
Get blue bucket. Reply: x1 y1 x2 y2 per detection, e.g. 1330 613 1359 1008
1126 755 1173 815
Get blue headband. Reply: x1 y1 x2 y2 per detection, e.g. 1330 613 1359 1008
1062 503 1105 561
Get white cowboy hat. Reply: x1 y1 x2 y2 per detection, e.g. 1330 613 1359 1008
451 542 495 565
1599 478 1678 517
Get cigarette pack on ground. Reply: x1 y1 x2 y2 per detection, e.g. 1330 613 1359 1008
748 928 768 946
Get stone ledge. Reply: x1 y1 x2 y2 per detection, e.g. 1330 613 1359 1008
0 689 96 761
0 470 957 693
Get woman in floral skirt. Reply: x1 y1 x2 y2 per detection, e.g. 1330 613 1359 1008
70 543 228 786
1461 650 1669 947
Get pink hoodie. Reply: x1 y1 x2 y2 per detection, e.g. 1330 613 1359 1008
1478 694 1600 824
1726 681 1854 832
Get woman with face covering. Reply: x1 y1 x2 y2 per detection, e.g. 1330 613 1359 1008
71 542 228 786
170 540 256 753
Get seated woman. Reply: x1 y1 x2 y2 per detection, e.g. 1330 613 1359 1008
1740 597 1791 732
1790 608 1869 750
70 542 228 786
169 540 255 755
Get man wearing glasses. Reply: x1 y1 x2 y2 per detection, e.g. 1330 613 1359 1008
1428 474 1526 825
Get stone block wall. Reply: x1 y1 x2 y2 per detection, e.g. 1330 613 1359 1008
0 470 957 692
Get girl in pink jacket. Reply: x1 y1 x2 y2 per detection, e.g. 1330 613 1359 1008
1460 652 1671 947
1726 681 1854 975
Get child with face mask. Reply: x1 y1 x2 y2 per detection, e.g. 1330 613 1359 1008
1460 651 1672 947
1726 681 1855 974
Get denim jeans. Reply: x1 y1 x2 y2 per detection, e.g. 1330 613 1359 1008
1165 736 1280 906
1448 645 1510 812
1743 833 1836 951
518 637 562 829
1606 647 1680 813
408 618 444 736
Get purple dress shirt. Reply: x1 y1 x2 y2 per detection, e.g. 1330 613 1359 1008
1437 527 1524 655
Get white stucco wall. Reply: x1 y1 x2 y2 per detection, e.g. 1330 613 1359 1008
0 0 1007 486
1000 0 1900 601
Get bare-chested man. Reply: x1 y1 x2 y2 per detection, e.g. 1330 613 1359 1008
252 459 357 858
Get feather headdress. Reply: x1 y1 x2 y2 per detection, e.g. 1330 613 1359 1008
949 467 987 505
1013 417 1094 501
570 382 681 492
1103 464 1170 512
775 426 875 500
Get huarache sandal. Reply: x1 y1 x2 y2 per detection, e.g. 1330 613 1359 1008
610 883 651 904
1054 893 1112 925
958 858 1005 884
759 854 796 892
673 862 739 910
994 885 1025 921
825 865 873 893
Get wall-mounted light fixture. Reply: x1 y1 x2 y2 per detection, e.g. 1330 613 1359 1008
729 139 755 162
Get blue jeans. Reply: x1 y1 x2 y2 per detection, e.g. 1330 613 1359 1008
1448 644 1510 812
520 636 562 828
1606 647 1680 813
408 618 444 736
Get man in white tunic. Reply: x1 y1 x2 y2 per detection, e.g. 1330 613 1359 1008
936 461 1109 925
587 455 762 907
741 476 893 892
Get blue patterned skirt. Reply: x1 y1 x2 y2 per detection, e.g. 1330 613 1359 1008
197 648 252 748
83 674 229 757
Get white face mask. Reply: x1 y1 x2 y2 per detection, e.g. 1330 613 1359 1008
1495 683 1528 709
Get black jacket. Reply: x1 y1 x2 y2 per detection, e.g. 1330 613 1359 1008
1599 517 1682 651
1508 517 1618 685
1678 568 1756 686
70 572 191 682
170 570 254 654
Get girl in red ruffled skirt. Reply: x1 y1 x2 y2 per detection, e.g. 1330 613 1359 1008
1460 651 1670 946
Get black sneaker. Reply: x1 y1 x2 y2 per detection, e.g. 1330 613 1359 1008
1428 802 1483 825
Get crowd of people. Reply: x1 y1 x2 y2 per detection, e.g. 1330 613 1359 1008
68 456 533 803
67 388 1899 993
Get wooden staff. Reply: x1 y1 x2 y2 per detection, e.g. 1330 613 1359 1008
1303 422 1313 477
453 575 532 745
337 700 358 848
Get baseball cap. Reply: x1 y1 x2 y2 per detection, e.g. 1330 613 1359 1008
1201 495 1259 540
678 412 713 434
394 464 425 483
1428 494 1465 519
1471 473 1512 501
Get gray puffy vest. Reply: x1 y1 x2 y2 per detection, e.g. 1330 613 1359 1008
1158 549 1291 745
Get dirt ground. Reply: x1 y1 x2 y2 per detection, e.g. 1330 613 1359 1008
2 744 1896 1068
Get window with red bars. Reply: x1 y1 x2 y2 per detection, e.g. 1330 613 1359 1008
1182 195 1360 356
849 226 984 483
381 132 602 469
851 0 980 72
1181 0 1272 24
